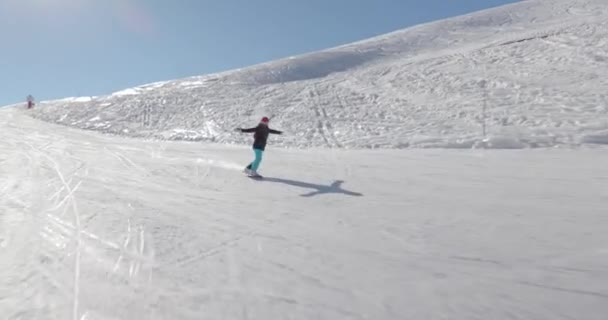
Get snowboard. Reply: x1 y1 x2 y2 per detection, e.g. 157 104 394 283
244 168 263 179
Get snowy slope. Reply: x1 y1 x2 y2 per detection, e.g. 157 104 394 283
2 108 608 320
29 0 608 149
2 2 608 318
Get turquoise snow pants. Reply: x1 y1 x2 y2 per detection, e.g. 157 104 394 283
249 148 264 172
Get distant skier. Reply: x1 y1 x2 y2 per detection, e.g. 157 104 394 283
236 116 282 178
26 95 35 109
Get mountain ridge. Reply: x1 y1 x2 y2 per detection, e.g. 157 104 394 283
24 0 608 149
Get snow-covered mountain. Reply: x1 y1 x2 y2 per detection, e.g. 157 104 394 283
30 0 608 149
3 105 607 320
2 1 608 319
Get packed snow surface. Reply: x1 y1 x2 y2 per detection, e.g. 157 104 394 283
30 0 608 149
2 107 608 319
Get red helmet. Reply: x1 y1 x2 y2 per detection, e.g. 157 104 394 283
261 116 269 124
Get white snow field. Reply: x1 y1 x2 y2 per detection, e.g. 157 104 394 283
2 106 608 320
30 0 608 149
2 0 608 319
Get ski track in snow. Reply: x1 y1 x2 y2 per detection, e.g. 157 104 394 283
1 108 608 319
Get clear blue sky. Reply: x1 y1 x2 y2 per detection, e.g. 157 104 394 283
0 0 519 105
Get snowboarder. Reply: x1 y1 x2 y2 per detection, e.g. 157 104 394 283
236 116 282 178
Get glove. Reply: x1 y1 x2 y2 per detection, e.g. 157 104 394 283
235 128 242 132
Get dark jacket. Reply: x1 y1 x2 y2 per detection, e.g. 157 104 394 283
240 124 282 151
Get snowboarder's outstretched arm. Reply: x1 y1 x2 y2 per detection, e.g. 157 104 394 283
237 127 257 133
269 129 282 135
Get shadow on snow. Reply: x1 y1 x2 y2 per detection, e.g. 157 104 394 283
262 178 363 198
